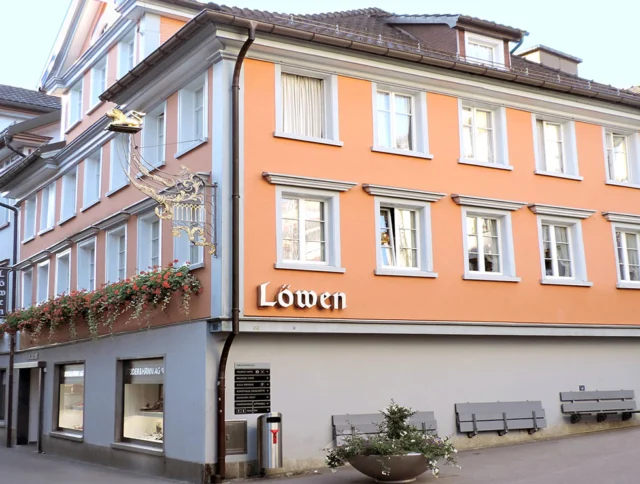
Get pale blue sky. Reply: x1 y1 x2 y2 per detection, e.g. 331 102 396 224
2 0 638 91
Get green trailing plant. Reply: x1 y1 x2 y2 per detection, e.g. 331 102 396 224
326 400 458 478
0 262 202 340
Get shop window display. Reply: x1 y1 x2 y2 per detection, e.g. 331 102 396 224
58 364 84 433
123 359 164 445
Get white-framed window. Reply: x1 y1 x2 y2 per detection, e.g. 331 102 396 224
604 130 640 185
453 195 523 282
39 182 56 232
177 74 207 156
368 189 441 277
37 261 50 304
117 30 135 79
141 102 166 169
372 84 430 158
106 226 127 283
90 56 107 108
82 151 101 208
174 232 204 268
60 168 77 222
21 268 33 308
615 229 640 284
77 238 96 291
459 101 509 168
23 195 37 241
137 213 161 272
532 115 580 179
275 186 343 272
274 65 341 145
464 32 505 68
68 81 83 127
55 251 71 296
109 134 130 192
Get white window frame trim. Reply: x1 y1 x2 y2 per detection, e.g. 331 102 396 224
21 267 33 309
55 249 72 296
108 134 131 195
22 195 38 243
87 55 108 114
105 225 128 284
77 237 97 292
371 83 432 160
117 28 137 80
59 167 78 225
137 212 162 273
274 64 343 147
458 99 510 170
66 79 84 133
602 127 640 188
175 72 209 158
464 32 506 68
81 149 102 211
532 113 582 180
602 212 640 289
38 182 56 235
141 101 168 170
36 260 50 304
274 186 345 273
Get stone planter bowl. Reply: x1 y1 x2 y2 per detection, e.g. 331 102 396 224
348 454 429 483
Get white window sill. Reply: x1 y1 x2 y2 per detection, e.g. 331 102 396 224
85 100 105 116
22 235 35 244
463 274 521 283
111 442 164 456
174 138 208 159
616 282 640 290
80 199 101 212
606 180 640 190
458 158 513 171
58 213 76 226
65 119 82 134
535 170 583 181
540 279 593 287
50 431 83 443
375 268 438 278
371 147 433 160
106 182 129 197
273 131 344 147
275 262 346 273
184 262 205 271
38 226 54 236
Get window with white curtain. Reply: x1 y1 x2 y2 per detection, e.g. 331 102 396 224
174 231 204 267
541 223 573 278
466 215 501 274
280 196 326 263
281 73 325 139
137 213 161 272
21 268 33 308
90 57 107 107
376 91 413 151
37 261 50 304
39 182 56 232
68 81 83 127
23 196 36 240
533 116 580 178
605 132 636 184
110 134 130 192
60 168 77 222
56 251 71 296
615 230 640 282
537 120 564 173
141 103 166 168
462 106 494 163
177 74 207 156
106 226 127 283
77 238 96 291
117 30 135 78
83 151 101 208
464 32 505 68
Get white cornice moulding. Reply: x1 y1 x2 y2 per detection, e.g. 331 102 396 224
602 211 640 224
125 197 158 216
452 194 527 211
363 184 446 202
31 251 52 264
14 259 34 271
262 172 357 192
94 212 130 231
48 239 73 254
69 227 100 243
528 203 596 219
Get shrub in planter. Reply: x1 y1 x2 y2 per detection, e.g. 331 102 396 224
326 401 457 481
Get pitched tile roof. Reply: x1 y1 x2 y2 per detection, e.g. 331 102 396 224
0 84 61 111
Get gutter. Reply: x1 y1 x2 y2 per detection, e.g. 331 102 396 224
214 21 256 482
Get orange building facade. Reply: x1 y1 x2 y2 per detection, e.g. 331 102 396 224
1 1 640 482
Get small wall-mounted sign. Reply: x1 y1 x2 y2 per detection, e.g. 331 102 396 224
26 352 39 361
234 363 271 415
258 282 347 310
0 259 9 318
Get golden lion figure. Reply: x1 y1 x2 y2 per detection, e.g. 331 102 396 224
105 108 146 132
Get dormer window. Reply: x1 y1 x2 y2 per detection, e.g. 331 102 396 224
464 32 505 68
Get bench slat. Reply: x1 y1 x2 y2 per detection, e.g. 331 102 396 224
459 418 547 433
457 409 546 422
332 411 437 438
455 401 543 414
562 401 637 413
560 390 635 401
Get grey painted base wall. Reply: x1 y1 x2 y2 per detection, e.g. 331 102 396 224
223 333 640 473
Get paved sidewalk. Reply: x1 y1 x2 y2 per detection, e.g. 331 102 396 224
0 445 186 484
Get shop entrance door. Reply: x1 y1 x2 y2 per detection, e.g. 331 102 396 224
15 362 45 451
16 368 30 445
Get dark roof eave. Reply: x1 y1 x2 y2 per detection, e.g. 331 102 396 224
0 99 59 114
100 8 640 110
0 140 66 189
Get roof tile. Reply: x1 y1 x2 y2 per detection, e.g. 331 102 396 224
0 84 60 110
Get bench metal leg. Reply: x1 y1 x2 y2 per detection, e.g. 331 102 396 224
570 414 581 424
528 410 539 435
622 412 633 421
597 413 607 423
468 413 478 438
498 412 509 436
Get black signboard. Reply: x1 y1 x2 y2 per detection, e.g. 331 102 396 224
0 259 9 319
234 363 270 414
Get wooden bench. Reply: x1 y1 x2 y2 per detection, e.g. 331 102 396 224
560 390 638 423
455 401 546 438
332 412 437 444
